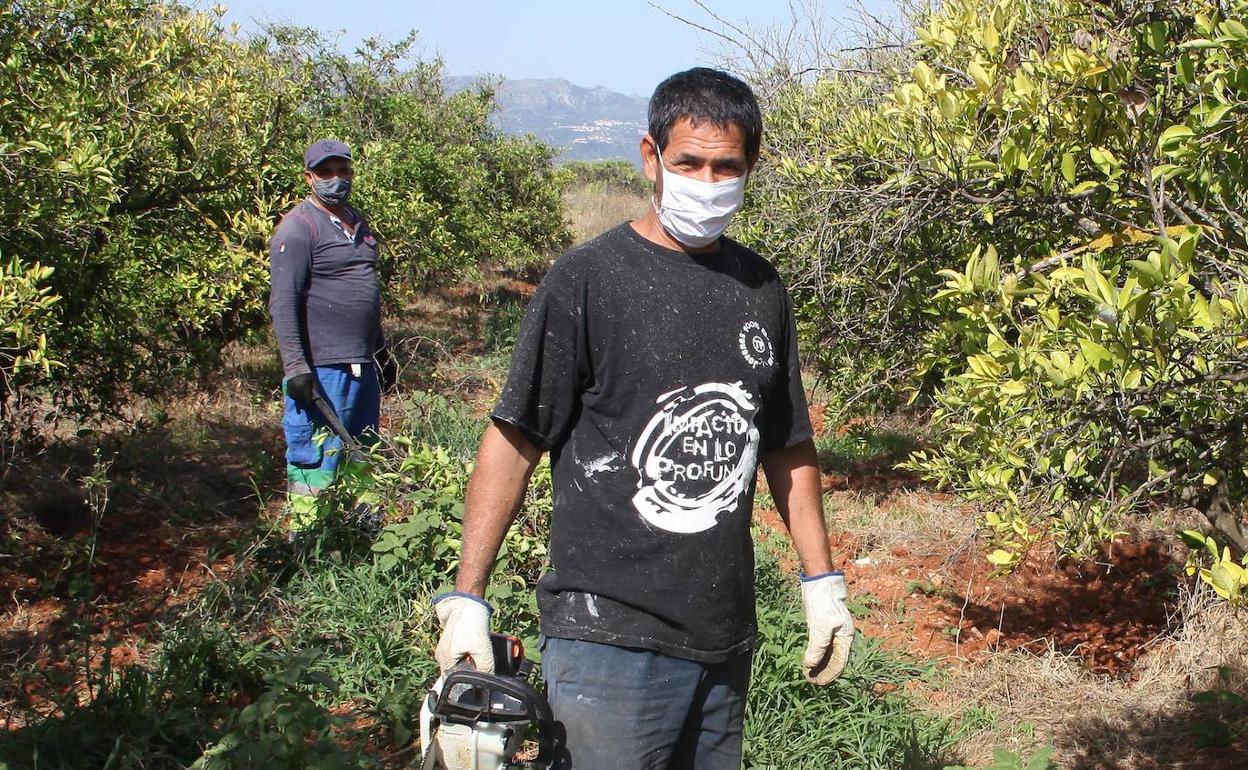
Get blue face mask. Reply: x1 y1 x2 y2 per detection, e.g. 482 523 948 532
312 176 352 206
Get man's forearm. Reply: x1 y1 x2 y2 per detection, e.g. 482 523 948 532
761 438 833 576
455 420 543 595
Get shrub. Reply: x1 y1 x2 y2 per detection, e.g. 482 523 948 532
0 0 299 418
558 159 649 196
740 0 1248 564
0 5 571 434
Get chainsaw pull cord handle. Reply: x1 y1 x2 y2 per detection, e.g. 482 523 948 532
449 632 525 676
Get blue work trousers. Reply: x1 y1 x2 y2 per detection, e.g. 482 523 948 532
282 363 379 529
541 636 751 770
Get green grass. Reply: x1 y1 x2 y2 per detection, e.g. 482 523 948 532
480 293 529 354
1 613 273 769
397 389 489 460
6 506 977 770
744 542 963 769
815 426 921 475
5 501 981 770
280 557 438 706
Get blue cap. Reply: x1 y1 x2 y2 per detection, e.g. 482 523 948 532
304 139 352 170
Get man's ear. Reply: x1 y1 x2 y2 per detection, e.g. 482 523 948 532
746 151 760 174
641 134 659 184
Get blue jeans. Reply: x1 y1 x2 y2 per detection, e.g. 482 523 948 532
541 637 751 770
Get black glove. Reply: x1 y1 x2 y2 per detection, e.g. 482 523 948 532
376 347 399 393
286 372 317 406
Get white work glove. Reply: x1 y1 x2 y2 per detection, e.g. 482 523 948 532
800 571 855 684
432 592 495 673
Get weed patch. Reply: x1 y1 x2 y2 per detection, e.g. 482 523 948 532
744 542 962 769
279 558 437 706
1 620 269 769
816 423 921 478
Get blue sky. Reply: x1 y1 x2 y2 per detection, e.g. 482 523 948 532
214 0 896 96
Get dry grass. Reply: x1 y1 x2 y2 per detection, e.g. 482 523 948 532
562 183 649 245
937 581 1248 769
830 488 976 558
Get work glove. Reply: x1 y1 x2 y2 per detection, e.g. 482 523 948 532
375 347 399 393
286 372 317 407
800 571 855 684
433 592 495 673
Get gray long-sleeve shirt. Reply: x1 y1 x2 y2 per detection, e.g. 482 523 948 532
268 198 383 378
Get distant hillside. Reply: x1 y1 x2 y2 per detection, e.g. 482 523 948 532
445 76 648 167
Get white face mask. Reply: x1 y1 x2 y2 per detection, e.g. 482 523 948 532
652 148 747 248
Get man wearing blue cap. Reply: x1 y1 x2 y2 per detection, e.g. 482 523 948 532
268 139 396 534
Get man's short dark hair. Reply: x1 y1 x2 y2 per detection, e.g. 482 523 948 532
648 67 762 159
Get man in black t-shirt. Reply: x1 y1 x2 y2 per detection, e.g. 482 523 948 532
432 68 855 769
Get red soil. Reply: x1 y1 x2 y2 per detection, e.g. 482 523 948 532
848 536 1178 675
758 401 1178 673
757 405 1184 676
757 501 1180 676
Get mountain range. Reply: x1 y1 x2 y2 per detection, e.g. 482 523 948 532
444 76 648 167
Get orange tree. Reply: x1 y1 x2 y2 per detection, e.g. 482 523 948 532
0 0 301 425
0 1 569 438
738 0 1248 579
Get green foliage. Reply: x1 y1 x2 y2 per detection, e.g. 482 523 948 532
0 0 296 416
557 159 649 196
735 66 925 419
0 3 569 434
744 543 960 768
746 0 1248 567
943 746 1056 770
399 389 490 459
0 622 269 769
1189 665 1248 748
193 655 367 770
272 29 570 284
1180 529 1248 603
280 551 437 706
0 253 58 431
815 424 920 476
897 0 1248 564
481 292 530 353
278 389 551 701
363 441 471 576
318 425 551 603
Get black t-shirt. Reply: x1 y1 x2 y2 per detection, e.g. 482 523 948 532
492 223 811 662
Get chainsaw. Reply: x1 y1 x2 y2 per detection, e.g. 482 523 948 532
417 633 557 770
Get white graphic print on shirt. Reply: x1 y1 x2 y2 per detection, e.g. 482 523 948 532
738 320 775 369
630 381 761 534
